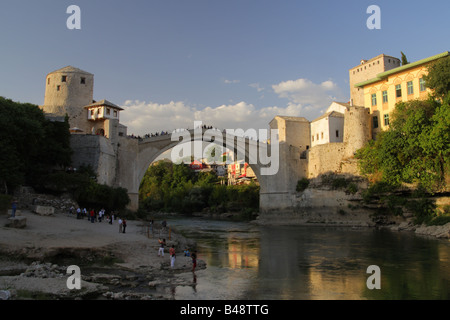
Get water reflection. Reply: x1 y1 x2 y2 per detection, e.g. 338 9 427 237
167 218 450 300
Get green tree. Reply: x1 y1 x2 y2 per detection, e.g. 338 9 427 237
401 51 409 65
423 55 450 99
356 97 449 192
0 97 72 193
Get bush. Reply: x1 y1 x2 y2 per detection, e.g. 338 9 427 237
296 178 309 192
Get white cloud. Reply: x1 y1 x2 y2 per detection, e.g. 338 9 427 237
119 77 346 137
224 79 240 84
272 78 345 112
120 100 306 137
249 83 264 92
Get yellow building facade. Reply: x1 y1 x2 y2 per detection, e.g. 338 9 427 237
354 51 449 136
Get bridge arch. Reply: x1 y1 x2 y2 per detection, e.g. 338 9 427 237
136 129 269 195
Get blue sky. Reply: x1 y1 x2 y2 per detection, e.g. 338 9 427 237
1 0 448 135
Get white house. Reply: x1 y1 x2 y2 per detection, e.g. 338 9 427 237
310 102 349 147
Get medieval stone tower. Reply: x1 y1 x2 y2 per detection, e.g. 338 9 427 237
343 106 371 157
41 66 94 132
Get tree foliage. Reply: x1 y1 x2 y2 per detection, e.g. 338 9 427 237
356 97 449 192
0 97 72 193
401 51 409 65
139 161 259 216
423 55 450 99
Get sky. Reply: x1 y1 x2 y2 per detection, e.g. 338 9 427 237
1 0 449 136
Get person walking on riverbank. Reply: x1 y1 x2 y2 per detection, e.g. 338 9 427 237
169 245 176 268
89 209 95 223
118 218 123 233
158 238 166 257
122 219 127 233
191 251 197 273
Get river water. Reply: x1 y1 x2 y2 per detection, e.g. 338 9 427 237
165 217 450 300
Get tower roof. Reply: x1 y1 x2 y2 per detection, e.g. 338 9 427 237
47 66 93 76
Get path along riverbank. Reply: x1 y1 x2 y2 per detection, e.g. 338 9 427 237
0 210 204 300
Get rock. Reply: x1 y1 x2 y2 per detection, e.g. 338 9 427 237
33 206 55 216
5 216 27 229
415 223 450 239
7 209 21 217
0 290 11 300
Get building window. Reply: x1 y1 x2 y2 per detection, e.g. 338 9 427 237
90 110 94 116
81 77 86 84
419 78 426 92
114 110 118 117
316 134 319 141
62 75 67 82
57 85 61 91
384 114 390 126
371 93 377 106
407 81 414 95
312 135 314 142
47 78 50 85
321 132 324 139
395 84 402 98
373 116 379 129
106 108 111 115
336 130 339 138
382 90 388 103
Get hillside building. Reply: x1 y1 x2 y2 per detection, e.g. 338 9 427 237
354 51 449 137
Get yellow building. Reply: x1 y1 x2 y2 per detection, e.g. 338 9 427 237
354 51 449 136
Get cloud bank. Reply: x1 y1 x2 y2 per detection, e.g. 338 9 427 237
120 78 346 136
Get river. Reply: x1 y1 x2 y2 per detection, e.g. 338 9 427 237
164 217 450 300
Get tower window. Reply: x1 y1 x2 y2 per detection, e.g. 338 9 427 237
57 85 61 91
62 75 67 82
336 130 339 138
81 77 86 84
47 78 50 85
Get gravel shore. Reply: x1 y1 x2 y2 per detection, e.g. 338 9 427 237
0 210 204 300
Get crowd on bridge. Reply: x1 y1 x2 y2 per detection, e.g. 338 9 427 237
126 124 265 143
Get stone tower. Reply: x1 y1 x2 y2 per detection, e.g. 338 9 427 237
41 66 94 132
349 54 400 106
343 106 371 157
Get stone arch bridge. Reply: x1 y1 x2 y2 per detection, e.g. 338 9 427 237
71 127 303 214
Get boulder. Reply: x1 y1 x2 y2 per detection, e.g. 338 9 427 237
6 209 21 217
5 216 27 229
33 205 55 216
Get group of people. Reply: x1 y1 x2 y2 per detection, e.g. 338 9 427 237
158 238 197 272
128 130 171 141
68 206 127 233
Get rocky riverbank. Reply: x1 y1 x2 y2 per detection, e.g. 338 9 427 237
0 210 205 300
